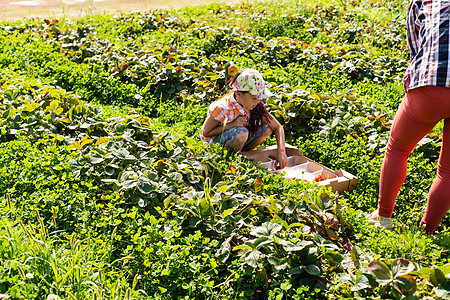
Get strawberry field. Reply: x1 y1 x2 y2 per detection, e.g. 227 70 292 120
1 0 450 299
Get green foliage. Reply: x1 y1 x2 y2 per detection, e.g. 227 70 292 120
0 0 448 299
367 258 416 297
0 214 144 300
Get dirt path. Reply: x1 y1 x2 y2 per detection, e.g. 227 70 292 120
0 0 244 21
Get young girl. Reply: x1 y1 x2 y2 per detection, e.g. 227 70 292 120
200 68 288 169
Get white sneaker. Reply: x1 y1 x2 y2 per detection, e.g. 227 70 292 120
367 210 392 230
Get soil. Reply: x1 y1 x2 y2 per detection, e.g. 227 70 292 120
0 0 243 21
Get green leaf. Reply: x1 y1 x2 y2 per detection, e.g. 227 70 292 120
119 180 138 191
189 217 201 227
283 202 295 214
191 161 204 170
114 123 125 132
288 266 304 274
392 274 416 296
168 172 183 181
244 250 261 267
270 196 279 213
252 237 273 250
250 222 282 238
287 222 303 229
48 100 59 111
164 195 174 208
351 275 370 292
350 246 362 268
367 260 391 284
336 273 354 285
431 267 447 287
198 198 211 217
232 244 253 251
267 256 280 266
90 154 104 164
104 165 116 176
416 267 432 279
55 107 64 115
215 235 233 263
304 264 321 276
438 263 450 276
161 269 170 276
137 180 155 194
391 258 415 277
113 149 136 161
313 234 340 250
283 240 313 252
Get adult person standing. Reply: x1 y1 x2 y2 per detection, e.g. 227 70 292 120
368 0 450 234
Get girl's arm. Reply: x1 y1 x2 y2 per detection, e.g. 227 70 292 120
201 114 247 138
263 113 288 169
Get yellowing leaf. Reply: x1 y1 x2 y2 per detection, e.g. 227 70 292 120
81 139 93 147
67 106 74 120
48 100 59 111
226 166 237 173
24 102 40 112
223 208 234 218
228 66 238 77
217 185 229 193
59 118 71 123
95 137 109 146
69 141 81 150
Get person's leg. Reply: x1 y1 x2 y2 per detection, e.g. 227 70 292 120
241 124 272 152
224 131 249 152
420 117 450 233
213 127 249 152
378 87 443 218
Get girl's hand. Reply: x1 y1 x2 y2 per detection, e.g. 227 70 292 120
229 116 247 128
276 152 288 170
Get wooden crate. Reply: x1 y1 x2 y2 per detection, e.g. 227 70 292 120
240 144 358 194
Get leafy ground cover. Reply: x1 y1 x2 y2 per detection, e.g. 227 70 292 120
1 0 450 299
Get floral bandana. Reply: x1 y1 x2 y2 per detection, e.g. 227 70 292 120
232 69 273 101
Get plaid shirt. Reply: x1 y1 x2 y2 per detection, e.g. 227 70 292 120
200 93 249 143
403 0 450 92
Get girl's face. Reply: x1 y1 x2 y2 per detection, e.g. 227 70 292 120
235 92 261 110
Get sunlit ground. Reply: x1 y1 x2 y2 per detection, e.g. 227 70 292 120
0 0 244 21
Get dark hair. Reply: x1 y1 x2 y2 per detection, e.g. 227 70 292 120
229 69 273 133
246 102 272 133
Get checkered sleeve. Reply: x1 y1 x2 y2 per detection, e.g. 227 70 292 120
209 105 227 124
404 0 450 91
406 1 420 59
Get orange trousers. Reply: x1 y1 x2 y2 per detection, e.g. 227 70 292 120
378 86 450 233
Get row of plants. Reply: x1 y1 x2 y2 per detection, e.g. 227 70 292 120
0 65 448 300
0 0 408 112
0 75 354 298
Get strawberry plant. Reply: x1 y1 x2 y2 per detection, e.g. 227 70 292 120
367 258 417 298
